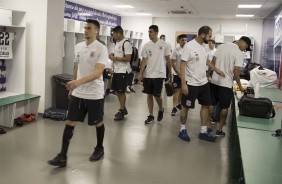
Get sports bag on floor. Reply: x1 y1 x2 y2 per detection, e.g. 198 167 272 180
238 95 275 118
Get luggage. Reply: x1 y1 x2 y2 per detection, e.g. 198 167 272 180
43 107 67 121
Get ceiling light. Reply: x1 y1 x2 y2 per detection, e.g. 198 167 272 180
136 12 152 16
236 14 254 17
238 4 262 8
114 5 134 8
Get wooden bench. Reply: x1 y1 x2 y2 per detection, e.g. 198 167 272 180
0 94 40 128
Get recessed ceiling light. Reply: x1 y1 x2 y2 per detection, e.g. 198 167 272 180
114 5 134 9
236 14 254 17
238 4 262 8
136 12 152 16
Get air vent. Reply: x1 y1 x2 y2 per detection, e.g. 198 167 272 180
168 10 192 14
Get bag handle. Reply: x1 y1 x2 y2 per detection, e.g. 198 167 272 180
270 107 276 118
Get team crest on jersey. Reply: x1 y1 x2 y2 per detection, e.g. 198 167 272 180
90 51 95 57
148 50 152 57
159 46 163 50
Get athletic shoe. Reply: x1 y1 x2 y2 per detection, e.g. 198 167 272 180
126 86 131 93
115 108 128 117
89 147 104 161
178 129 190 141
129 87 135 93
114 113 124 121
145 115 154 124
171 107 177 116
176 104 182 111
198 132 216 142
207 128 213 133
48 154 67 167
215 130 226 137
157 109 164 121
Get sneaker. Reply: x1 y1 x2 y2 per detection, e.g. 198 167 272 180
178 129 190 142
157 109 164 121
114 112 124 121
115 108 128 116
198 132 216 142
176 104 182 111
126 86 131 93
207 128 213 133
211 118 218 125
145 115 154 124
47 154 67 167
216 130 226 137
89 147 104 161
171 107 177 116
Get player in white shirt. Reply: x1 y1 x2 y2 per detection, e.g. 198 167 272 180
109 26 132 121
48 19 108 167
138 25 172 124
210 36 251 137
179 26 225 142
171 34 187 116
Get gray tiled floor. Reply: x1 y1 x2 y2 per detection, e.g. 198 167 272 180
0 85 231 184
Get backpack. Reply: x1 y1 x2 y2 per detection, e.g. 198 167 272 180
122 40 140 72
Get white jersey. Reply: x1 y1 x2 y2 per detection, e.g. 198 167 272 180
211 43 244 88
141 39 170 78
72 40 108 99
208 48 217 61
181 39 208 86
171 46 183 75
113 37 132 73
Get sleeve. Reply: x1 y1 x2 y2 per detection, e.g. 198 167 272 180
214 46 221 58
234 51 244 67
164 42 170 56
124 41 133 55
171 49 177 60
181 44 190 62
97 45 108 66
141 44 148 58
74 44 79 63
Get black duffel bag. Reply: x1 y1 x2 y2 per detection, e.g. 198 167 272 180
238 95 275 118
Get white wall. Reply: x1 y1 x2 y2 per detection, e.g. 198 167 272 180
0 0 65 112
153 17 263 63
121 16 153 53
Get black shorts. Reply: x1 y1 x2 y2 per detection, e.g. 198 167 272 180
112 73 128 93
173 75 181 89
67 95 104 126
181 83 211 108
142 78 164 97
210 83 233 109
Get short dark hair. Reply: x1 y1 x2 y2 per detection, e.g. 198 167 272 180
86 19 100 30
198 26 212 36
112 26 124 34
149 25 159 33
208 39 215 44
160 34 165 39
177 34 187 40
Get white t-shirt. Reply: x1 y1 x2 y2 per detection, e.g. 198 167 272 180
171 46 183 75
105 59 113 69
141 39 170 78
208 48 217 61
211 43 244 88
113 38 132 73
181 39 208 86
72 40 108 99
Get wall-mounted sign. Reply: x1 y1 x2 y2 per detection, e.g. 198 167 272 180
0 32 13 59
64 1 121 27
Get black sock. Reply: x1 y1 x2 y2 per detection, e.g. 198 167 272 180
96 124 105 148
60 125 74 157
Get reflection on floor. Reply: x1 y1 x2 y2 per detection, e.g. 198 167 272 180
0 85 231 184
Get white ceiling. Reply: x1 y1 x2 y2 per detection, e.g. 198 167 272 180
70 0 282 19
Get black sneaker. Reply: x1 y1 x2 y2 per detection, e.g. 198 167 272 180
145 115 154 124
129 87 135 93
114 112 124 121
157 109 164 121
47 154 67 167
171 107 177 116
89 147 104 161
198 132 216 142
176 104 182 111
115 108 128 116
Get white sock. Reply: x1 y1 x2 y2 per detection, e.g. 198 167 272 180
180 124 186 131
200 126 207 133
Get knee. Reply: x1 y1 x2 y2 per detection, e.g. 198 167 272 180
95 121 104 127
66 120 76 126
